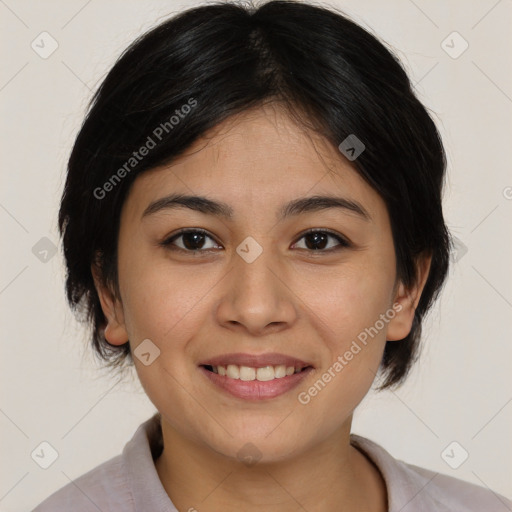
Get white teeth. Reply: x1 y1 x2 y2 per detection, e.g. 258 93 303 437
256 366 275 381
210 364 303 381
239 366 256 381
274 365 286 378
226 364 240 379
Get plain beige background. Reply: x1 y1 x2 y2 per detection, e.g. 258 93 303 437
1 0 511 510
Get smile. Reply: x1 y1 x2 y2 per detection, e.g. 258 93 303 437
199 353 314 400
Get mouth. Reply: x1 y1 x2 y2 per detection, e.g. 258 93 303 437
198 353 314 400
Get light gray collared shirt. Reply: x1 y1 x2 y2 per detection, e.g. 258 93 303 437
32 413 511 511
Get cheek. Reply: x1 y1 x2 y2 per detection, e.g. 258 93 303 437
295 255 395 348
294 268 392 433
118 250 217 343
121 281 172 344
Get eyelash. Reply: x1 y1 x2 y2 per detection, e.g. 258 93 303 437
160 228 351 254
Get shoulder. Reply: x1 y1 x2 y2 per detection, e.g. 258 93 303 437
31 454 133 511
350 434 511 512
32 413 167 512
405 462 511 511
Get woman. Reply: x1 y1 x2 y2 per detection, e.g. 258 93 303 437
33 1 511 510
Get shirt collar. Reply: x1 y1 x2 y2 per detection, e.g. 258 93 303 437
122 412 178 511
350 434 449 511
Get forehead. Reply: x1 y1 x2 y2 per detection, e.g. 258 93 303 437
122 104 386 224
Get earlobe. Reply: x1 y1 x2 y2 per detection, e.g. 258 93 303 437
386 254 432 342
91 263 129 346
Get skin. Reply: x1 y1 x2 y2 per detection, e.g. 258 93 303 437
93 103 431 512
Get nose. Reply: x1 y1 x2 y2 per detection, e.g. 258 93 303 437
215 243 298 336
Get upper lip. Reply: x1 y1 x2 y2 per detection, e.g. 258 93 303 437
199 352 313 368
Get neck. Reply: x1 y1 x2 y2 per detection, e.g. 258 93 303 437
154 417 387 512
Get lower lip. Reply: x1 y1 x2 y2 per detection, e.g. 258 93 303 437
199 366 313 400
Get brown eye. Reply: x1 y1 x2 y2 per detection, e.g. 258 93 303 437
161 229 222 252
292 230 350 252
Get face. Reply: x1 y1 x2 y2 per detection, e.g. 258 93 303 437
94 103 428 462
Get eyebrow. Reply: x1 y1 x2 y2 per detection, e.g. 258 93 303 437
142 193 371 222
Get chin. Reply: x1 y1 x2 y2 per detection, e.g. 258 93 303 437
200 423 305 465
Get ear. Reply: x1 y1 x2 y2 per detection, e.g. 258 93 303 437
91 263 129 346
386 253 432 342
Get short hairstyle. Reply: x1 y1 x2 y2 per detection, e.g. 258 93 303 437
59 0 451 389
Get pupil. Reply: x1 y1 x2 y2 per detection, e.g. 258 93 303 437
306 232 326 250
183 232 204 250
